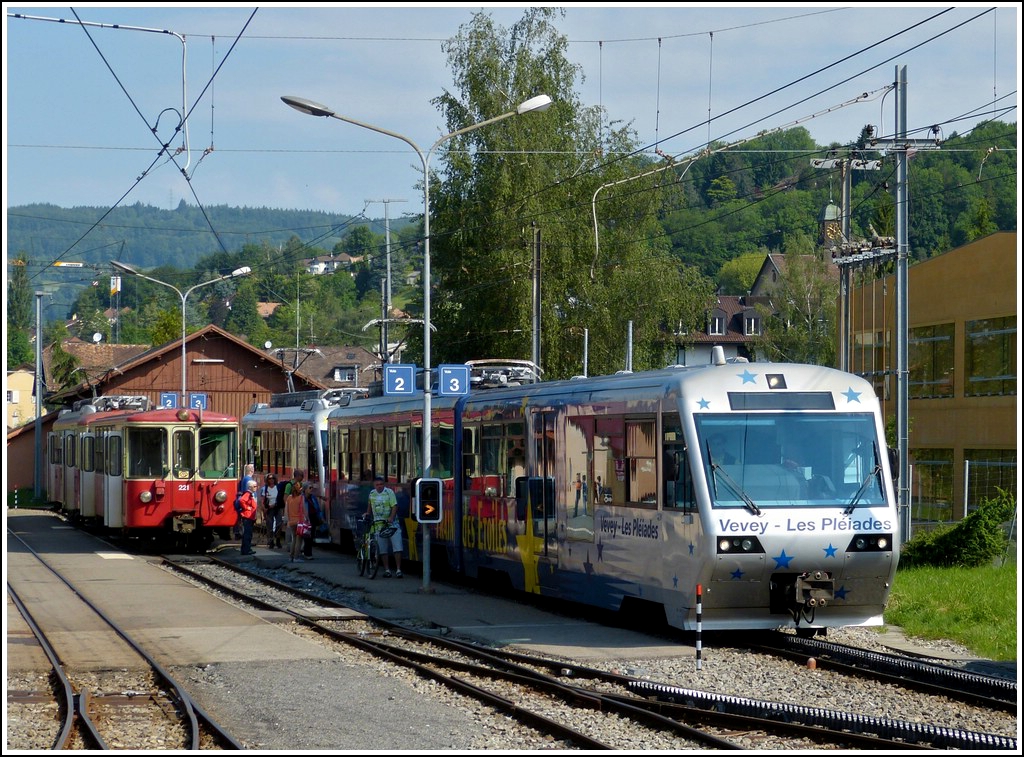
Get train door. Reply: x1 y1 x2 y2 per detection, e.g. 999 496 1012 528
526 410 557 560
104 433 125 528
47 432 62 506
63 430 79 513
79 433 98 519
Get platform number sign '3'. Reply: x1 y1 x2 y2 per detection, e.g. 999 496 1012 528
438 365 470 396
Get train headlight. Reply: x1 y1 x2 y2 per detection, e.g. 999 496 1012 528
139 490 153 503
717 536 764 554
176 409 190 421
847 534 893 552
214 490 228 503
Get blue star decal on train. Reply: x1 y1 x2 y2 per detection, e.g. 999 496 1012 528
772 549 794 569
731 568 744 580
842 387 862 403
738 369 757 384
823 543 838 557
688 542 695 556
672 574 679 589
834 585 850 600
697 397 710 409
597 538 604 561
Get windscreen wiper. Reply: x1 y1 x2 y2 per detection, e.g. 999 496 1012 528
707 441 761 516
844 442 883 515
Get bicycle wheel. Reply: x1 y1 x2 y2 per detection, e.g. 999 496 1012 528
368 538 380 579
357 540 368 576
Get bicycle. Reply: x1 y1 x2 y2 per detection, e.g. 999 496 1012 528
355 516 396 578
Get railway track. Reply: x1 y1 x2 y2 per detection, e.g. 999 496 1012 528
5 531 243 751
747 631 1018 711
164 555 1018 751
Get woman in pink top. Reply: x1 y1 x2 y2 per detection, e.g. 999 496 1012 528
285 484 309 562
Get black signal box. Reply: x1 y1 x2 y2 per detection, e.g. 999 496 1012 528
415 478 443 523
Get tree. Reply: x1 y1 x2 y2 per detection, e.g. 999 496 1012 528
754 245 838 366
7 254 35 366
424 8 714 378
224 281 266 344
8 253 32 330
43 322 80 392
717 252 765 295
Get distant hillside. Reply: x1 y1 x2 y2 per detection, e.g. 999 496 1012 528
6 201 411 271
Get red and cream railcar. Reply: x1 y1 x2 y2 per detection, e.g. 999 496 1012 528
47 395 240 550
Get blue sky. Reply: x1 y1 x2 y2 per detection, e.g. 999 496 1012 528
4 3 1020 218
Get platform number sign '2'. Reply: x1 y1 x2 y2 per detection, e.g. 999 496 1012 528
438 365 470 396
383 365 416 396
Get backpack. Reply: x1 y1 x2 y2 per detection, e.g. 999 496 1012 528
306 493 324 528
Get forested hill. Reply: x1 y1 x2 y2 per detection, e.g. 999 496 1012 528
7 118 1017 280
5 202 400 271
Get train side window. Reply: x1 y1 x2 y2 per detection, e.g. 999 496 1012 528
81 436 95 473
108 437 123 477
64 435 76 469
663 443 696 512
95 431 106 474
128 428 165 477
626 420 657 506
663 421 696 513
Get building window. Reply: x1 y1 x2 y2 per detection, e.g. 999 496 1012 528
332 367 356 382
909 323 954 398
965 316 1016 397
910 448 953 525
963 448 1017 513
851 329 891 400
744 314 761 336
708 313 725 336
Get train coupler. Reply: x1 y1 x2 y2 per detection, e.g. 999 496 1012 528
171 514 197 534
795 570 834 609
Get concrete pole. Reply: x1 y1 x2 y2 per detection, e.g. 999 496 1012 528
34 291 45 500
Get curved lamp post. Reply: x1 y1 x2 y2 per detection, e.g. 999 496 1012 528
111 261 251 408
282 92 551 588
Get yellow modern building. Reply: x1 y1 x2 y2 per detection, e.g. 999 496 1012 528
848 231 1017 526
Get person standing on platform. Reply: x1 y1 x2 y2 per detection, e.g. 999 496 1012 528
285 476 310 563
301 482 324 560
367 476 402 577
573 473 582 516
260 474 281 548
238 479 259 555
235 463 255 539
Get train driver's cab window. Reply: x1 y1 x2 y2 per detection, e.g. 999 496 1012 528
127 427 166 477
199 427 238 479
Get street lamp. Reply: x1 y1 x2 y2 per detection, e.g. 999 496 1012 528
111 261 251 407
282 92 551 589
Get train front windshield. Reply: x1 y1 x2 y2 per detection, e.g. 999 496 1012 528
695 413 885 509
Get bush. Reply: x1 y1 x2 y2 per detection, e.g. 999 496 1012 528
900 488 1015 568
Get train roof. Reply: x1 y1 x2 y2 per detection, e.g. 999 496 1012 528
53 396 237 427
324 357 877 420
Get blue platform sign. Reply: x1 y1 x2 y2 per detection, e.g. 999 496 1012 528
384 364 416 396
160 392 178 409
438 364 471 396
189 393 208 410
